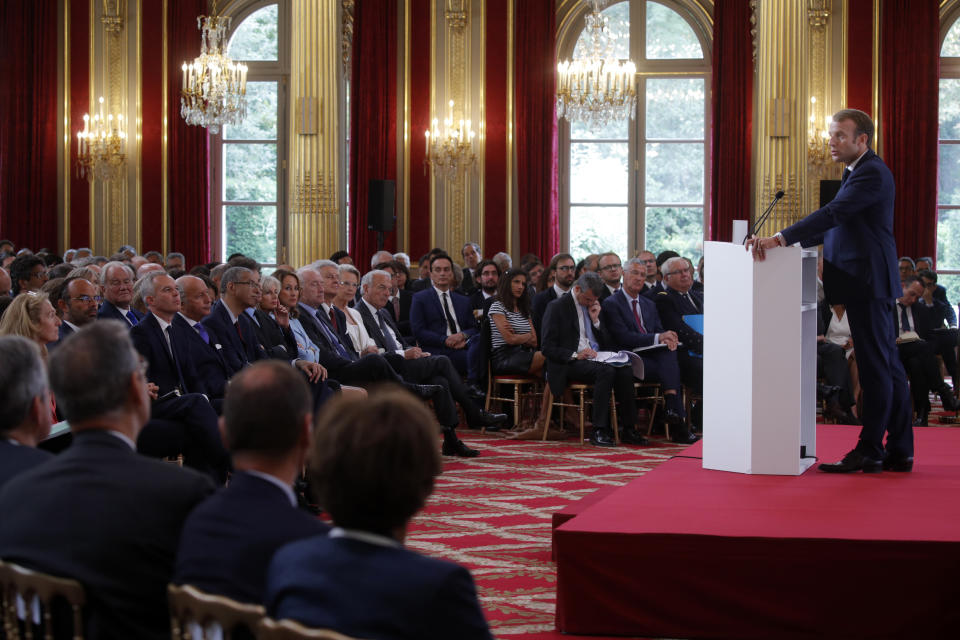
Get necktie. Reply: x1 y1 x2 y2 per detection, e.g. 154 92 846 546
165 326 187 392
234 321 245 344
631 298 646 333
329 307 338 331
684 292 700 313
392 296 400 321
581 305 599 350
899 303 911 333
194 322 210 345
316 310 352 360
841 167 851 185
378 310 401 352
126 310 139 326
441 292 458 335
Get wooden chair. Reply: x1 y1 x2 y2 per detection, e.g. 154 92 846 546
484 361 543 428
256 618 361 640
540 383 619 445
634 381 666 436
0 559 86 640
168 583 265 640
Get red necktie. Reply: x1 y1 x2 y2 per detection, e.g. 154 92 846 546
329 308 338 331
632 299 646 333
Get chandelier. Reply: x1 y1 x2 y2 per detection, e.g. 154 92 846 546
180 1 248 135
424 100 476 180
76 97 126 182
556 0 637 127
807 96 832 173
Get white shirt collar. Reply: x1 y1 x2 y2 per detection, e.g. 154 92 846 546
360 298 380 316
329 527 401 548
222 303 240 326
178 311 199 326
606 283 621 294
847 149 869 172
63 320 82 333
155 315 172 332
299 301 320 316
243 470 297 507
106 430 136 451
432 284 453 298
553 283 569 298
481 290 493 299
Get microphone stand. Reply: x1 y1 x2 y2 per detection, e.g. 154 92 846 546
743 190 785 244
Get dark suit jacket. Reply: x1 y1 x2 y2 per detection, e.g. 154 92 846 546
265 534 492 640
131 313 205 397
98 299 143 325
54 322 76 346
458 267 477 295
781 149 900 303
641 281 664 299
251 308 298 360
172 314 230 400
410 287 479 351
896 300 942 339
201 301 268 376
0 430 214 640
296 303 355 373
654 287 704 354
0 440 52 491
601 289 664 349
174 471 327 604
541 292 611 395
531 287 560 341
356 299 413 351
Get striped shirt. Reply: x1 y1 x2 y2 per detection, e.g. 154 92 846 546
488 300 532 350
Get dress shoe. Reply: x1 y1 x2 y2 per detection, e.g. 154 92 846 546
588 428 616 447
939 387 959 412
465 383 486 400
441 436 479 457
470 410 508 431
882 453 914 472
671 430 700 445
913 413 929 427
818 450 883 473
663 409 684 425
404 382 443 399
620 428 649 446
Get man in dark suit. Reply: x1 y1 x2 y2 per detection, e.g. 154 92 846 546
654 256 704 396
0 321 214 640
373 260 415 337
53 276 100 347
603 258 697 444
0 336 53 489
410 253 484 391
749 108 912 473
175 361 327 603
917 268 959 329
637 250 660 295
541 273 644 447
468 259 500 327
98 261 143 326
532 253 576 341
174 275 231 401
458 241 482 294
596 252 623 302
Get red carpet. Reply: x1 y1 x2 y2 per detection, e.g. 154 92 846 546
554 425 960 639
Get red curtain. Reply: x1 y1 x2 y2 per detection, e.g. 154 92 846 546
881 0 939 261
349 0 398 268
168 0 211 267
709 0 753 242
0 0 58 251
515 0 559 260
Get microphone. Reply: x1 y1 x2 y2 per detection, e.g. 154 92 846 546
743 190 785 244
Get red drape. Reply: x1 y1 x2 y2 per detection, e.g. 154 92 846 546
709 0 753 242
483 0 508 254
0 0 58 251
349 0 398 268
881 0 939 261
514 0 559 260
168 0 211 267
846 0 874 113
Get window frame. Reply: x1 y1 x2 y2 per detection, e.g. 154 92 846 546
937 6 960 284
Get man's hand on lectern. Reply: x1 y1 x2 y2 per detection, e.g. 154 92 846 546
745 234 783 262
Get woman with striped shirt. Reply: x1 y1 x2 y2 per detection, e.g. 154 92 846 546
488 268 545 376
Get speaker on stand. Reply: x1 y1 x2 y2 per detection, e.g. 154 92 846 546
368 179 396 250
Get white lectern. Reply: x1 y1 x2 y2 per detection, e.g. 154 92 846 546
702 241 818 475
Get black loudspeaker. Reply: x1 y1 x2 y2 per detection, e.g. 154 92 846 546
368 180 396 232
820 179 842 208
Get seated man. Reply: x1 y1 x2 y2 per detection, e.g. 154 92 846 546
0 336 53 489
468 259 500 328
174 361 328 603
654 256 704 397
601 258 696 444
896 276 959 424
98 261 143 326
918 268 959 330
174 275 231 401
541 273 644 447
532 253 576 341
53 275 100 345
0 321 214 640
265 389 492 640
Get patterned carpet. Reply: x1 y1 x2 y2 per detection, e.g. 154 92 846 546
405 431 692 639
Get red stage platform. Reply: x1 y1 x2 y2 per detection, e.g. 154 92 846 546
554 425 960 639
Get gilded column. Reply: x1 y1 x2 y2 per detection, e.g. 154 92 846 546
288 0 341 266
805 1 842 214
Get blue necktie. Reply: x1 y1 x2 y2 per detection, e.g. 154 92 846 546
194 322 210 345
126 310 139 326
899 303 911 333
581 305 598 350
316 311 352 360
378 309 401 352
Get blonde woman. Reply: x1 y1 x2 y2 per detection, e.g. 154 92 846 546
0 292 61 357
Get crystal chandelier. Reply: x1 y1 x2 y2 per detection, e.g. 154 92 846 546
556 0 637 128
180 1 248 135
76 97 127 182
424 100 477 180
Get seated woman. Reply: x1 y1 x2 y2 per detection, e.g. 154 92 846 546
254 274 300 359
332 264 379 356
0 292 61 358
825 303 861 411
265 389 492 640
488 268 545 377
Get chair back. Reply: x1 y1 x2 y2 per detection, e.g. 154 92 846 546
0 559 86 640
256 617 361 640
167 583 265 640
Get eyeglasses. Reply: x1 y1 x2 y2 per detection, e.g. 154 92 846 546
556 265 575 272
29 270 48 280
338 281 358 288
236 281 261 291
640 259 657 264
665 268 692 277
67 295 103 304
600 263 622 271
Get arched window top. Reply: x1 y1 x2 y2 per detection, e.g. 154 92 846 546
574 2 630 60
228 3 278 61
647 1 703 59
944 18 960 57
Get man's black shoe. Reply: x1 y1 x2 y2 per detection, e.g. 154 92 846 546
620 428 649 446
913 413 929 427
470 410 507 431
663 409 684 425
465 383 486 400
441 437 479 457
818 450 883 473
939 387 958 412
404 382 443 399
671 431 700 445
882 454 914 472
588 428 616 447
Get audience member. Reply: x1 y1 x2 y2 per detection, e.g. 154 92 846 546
0 266 11 296
917 268 958 328
654 256 704 397
54 276 100 344
9 253 48 295
460 242 482 293
532 253 576 340
898 256 916 280
596 252 623 301
636 250 659 294
818 302 860 423
393 251 411 268
333 264 378 355
330 250 353 265
488 268 544 377
0 336 53 489
469 259 500 326
0 321 214 640
0 291 61 358
251 274 299 360
265 389 493 640
165 252 186 271
143 251 164 264
99 261 143 325
521 258 544 294
492 251 512 273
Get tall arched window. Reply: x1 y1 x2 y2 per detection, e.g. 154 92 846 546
938 12 960 304
210 1 288 264
559 0 711 261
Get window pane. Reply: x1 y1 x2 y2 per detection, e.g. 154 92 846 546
939 144 960 205
570 206 628 259
228 4 279 61
943 20 960 56
225 205 277 264
646 78 704 139
574 1 629 61
570 142 628 204
224 82 277 140
646 1 703 59
941 79 960 140
224 144 277 201
645 207 703 261
570 117 629 140
646 143 704 202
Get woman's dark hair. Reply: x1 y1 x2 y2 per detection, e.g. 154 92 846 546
496 268 531 317
273 269 301 319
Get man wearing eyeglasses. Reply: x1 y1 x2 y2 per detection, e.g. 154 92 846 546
98 261 143 326
597 252 623 303
54 276 101 345
8 254 47 296
532 253 576 340
655 256 704 400
637 250 660 294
